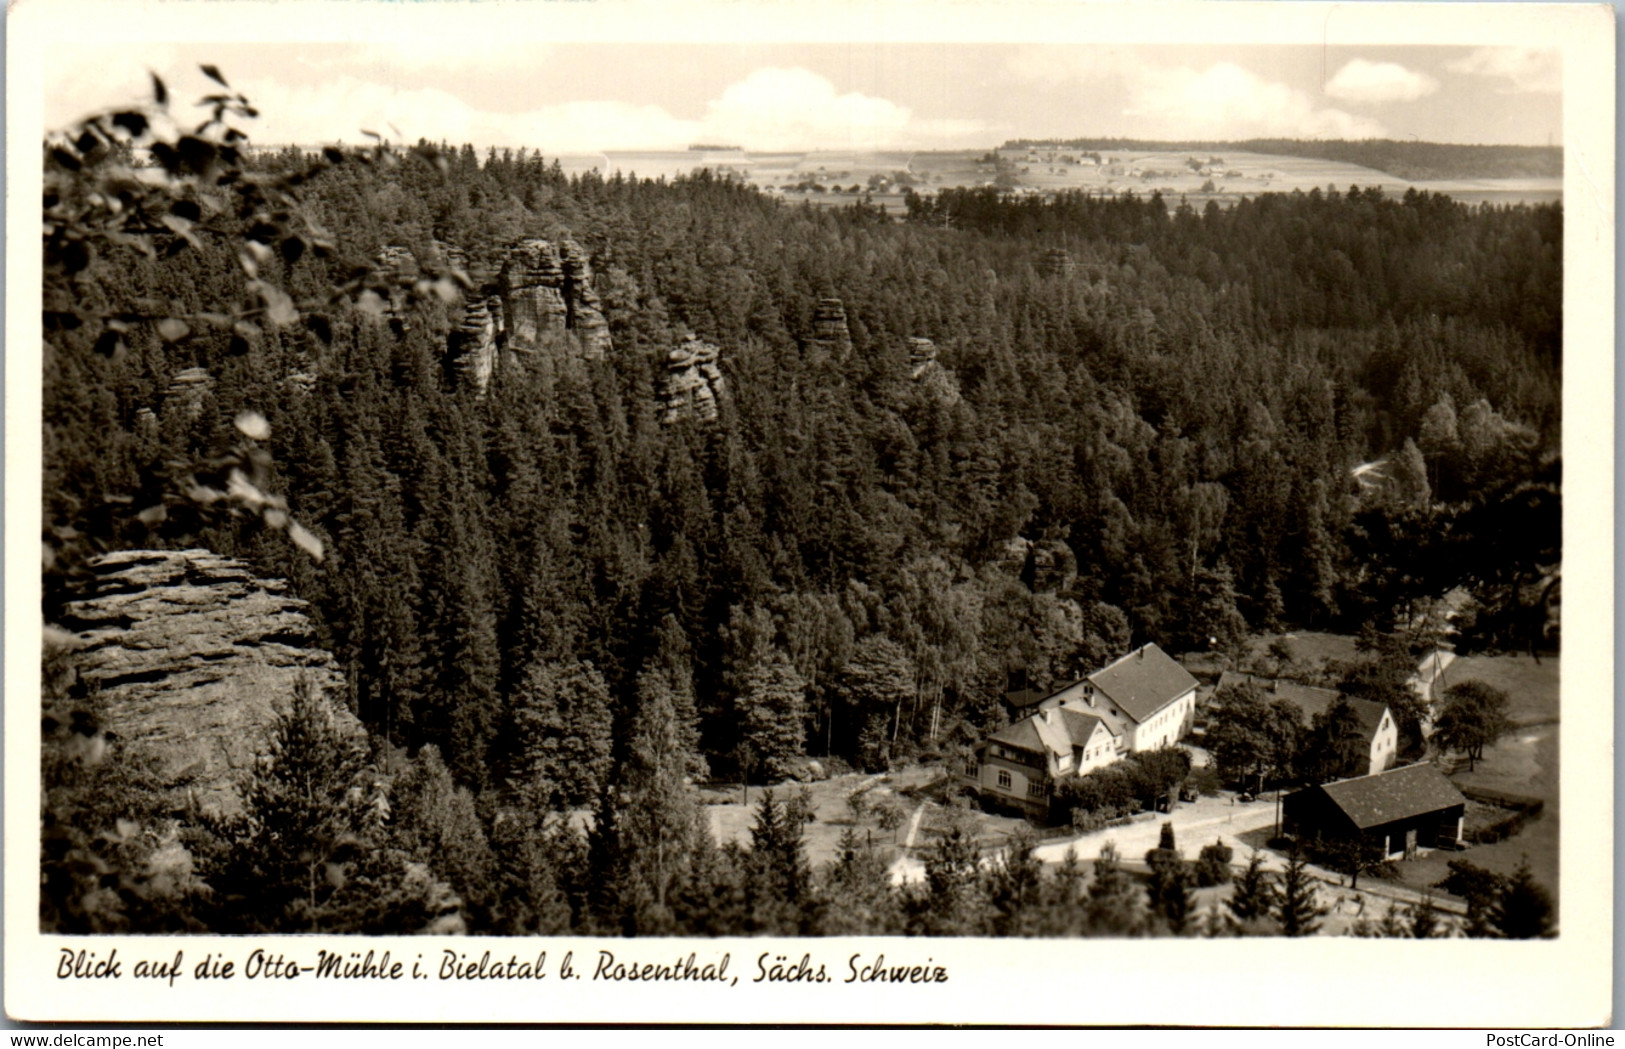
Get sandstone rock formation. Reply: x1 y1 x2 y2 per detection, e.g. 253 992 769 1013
165 367 214 420
411 237 615 392
905 337 961 406
59 549 359 815
1038 247 1075 278
659 333 726 424
806 297 853 363
993 535 1077 593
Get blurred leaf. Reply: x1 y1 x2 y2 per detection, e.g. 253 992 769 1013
169 199 202 222
288 521 324 561
91 330 126 359
136 504 168 526
159 214 202 251
234 410 271 440
257 283 299 327
155 318 190 342
200 64 230 88
110 111 149 138
305 314 332 344
355 290 387 318
279 236 305 266
175 136 217 176
116 819 141 841
263 508 289 529
151 72 169 106
429 278 461 304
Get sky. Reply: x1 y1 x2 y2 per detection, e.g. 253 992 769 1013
45 42 1562 153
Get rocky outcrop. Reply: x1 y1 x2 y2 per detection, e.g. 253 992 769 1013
659 333 725 424
59 549 359 815
1038 247 1074 278
449 294 500 390
494 237 612 363
165 367 214 420
993 535 1078 593
806 297 853 363
905 337 961 406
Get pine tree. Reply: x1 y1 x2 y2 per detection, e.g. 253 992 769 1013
388 744 496 927
1227 850 1277 926
819 826 899 935
1144 822 1195 934
1086 841 1146 934
1489 860 1555 939
1409 893 1444 938
589 667 713 935
1274 846 1329 937
507 659 614 812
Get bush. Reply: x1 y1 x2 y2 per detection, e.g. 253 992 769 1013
1194 839 1234 886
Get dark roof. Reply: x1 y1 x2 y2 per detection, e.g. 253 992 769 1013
987 717 1046 753
1057 707 1115 745
1315 763 1466 830
1004 687 1048 710
988 707 1114 759
1215 672 1390 740
1088 644 1198 724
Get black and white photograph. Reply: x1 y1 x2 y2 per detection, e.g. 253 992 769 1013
9 0 1613 1027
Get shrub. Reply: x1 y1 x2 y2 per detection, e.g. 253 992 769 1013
1194 839 1234 887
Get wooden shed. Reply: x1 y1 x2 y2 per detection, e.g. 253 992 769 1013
1282 762 1467 859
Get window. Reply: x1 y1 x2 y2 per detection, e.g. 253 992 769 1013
1027 780 1046 798
997 770 1012 790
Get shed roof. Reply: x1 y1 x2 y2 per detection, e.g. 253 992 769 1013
1315 763 1466 830
1088 644 1198 724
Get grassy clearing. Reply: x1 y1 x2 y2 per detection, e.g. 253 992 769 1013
1436 653 1559 726
704 764 944 869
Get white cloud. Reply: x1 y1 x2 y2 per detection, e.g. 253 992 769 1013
1446 48 1561 93
1325 59 1439 104
702 67 978 150
1126 62 1386 140
240 65 977 152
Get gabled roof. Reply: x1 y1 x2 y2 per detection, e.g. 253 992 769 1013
988 707 1115 761
1088 644 1197 724
987 717 1047 753
1057 707 1116 747
1216 672 1391 741
1315 763 1466 830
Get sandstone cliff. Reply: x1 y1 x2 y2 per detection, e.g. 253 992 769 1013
905 337 961 406
805 297 854 363
658 333 726 424
388 237 614 392
59 549 360 814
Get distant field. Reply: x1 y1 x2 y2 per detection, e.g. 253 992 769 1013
1439 653 1559 726
579 146 1560 207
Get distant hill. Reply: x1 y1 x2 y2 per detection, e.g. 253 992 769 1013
1002 138 1562 182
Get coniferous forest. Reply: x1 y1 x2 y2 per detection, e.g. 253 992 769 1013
42 74 1560 938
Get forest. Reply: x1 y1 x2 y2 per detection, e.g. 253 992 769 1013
42 74 1561 936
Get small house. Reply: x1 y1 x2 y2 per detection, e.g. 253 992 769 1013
1282 762 1467 859
1216 672 1398 776
964 705 1121 818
